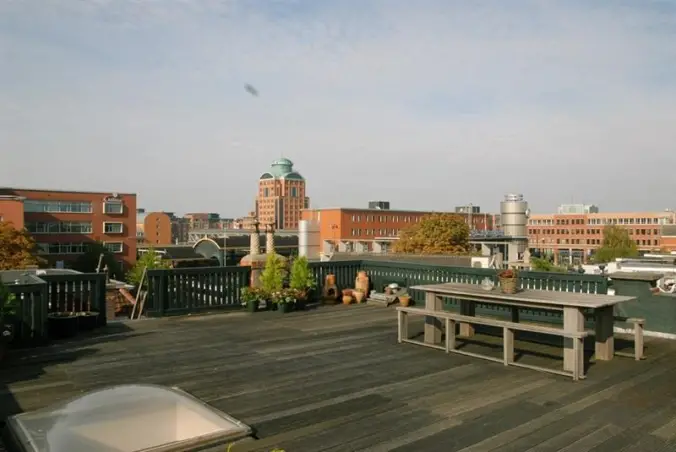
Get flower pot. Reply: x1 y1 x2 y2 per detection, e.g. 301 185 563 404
342 295 353 305
399 296 412 307
355 271 369 293
278 303 293 314
342 288 353 297
246 300 258 313
326 274 336 286
48 313 79 339
353 291 365 303
77 312 99 332
295 299 306 311
499 277 519 294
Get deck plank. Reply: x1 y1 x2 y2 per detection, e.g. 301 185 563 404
2 304 676 452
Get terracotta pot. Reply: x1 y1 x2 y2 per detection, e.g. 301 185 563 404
399 296 411 307
353 290 365 303
355 271 369 293
326 274 336 286
342 295 353 305
342 288 353 296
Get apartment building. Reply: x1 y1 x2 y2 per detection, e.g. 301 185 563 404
301 204 494 254
528 209 676 263
136 209 172 245
256 158 309 230
0 187 137 269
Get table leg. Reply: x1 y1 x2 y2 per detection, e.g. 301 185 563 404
563 307 585 373
595 306 615 361
459 300 475 337
424 292 443 344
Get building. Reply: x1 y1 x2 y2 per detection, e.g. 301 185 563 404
183 213 223 230
455 205 481 214
136 210 172 245
557 204 600 214
0 187 137 270
301 203 494 255
0 195 26 228
256 158 309 230
528 210 676 264
166 212 190 244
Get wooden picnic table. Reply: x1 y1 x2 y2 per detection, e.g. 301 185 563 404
410 283 637 373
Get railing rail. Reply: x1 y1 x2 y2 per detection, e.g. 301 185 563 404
5 283 49 344
40 273 108 326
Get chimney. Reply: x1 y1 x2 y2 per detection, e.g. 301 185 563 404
250 218 260 256
266 223 275 254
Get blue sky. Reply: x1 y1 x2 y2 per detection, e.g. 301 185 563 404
1 0 676 215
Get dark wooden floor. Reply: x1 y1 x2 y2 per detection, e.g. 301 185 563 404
3 304 676 452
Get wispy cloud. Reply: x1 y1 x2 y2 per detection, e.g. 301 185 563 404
1 0 676 213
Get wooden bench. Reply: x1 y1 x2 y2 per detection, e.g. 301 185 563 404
583 314 645 361
397 306 589 381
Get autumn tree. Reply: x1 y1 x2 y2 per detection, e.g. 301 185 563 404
0 221 44 270
592 225 639 263
393 213 470 254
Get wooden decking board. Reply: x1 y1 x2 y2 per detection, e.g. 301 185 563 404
3 304 676 451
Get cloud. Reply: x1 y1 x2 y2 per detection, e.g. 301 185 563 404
1 0 676 214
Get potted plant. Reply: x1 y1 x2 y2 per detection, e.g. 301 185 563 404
1 282 18 361
47 311 80 339
261 253 284 301
498 268 519 294
240 287 263 313
73 297 99 332
398 294 412 307
272 289 296 314
289 256 316 310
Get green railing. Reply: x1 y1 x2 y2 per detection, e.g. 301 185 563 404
6 283 49 344
40 273 108 326
3 272 107 344
146 266 251 316
143 260 608 322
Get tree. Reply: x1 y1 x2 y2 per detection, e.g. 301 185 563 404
72 242 123 279
260 253 284 294
530 257 568 273
393 213 470 254
0 221 44 270
127 246 171 287
289 256 315 291
593 225 639 263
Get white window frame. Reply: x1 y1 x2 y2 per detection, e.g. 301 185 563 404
104 222 124 234
104 242 124 253
104 200 124 215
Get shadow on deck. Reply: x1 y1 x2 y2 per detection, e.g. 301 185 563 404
2 305 676 452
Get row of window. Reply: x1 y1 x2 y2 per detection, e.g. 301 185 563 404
351 215 421 224
37 242 124 255
350 228 400 237
23 200 124 214
530 217 665 226
529 228 661 236
530 238 659 246
25 221 124 234
261 187 301 197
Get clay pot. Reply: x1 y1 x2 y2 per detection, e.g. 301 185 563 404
342 288 353 296
399 295 412 307
326 274 336 286
342 295 353 305
355 271 369 293
353 290 365 303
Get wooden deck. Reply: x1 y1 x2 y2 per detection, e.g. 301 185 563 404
3 304 676 451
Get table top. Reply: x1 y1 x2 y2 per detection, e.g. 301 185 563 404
410 283 636 309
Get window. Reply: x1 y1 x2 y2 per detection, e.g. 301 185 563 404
24 200 92 213
104 200 124 214
26 221 92 234
37 242 87 255
104 222 124 234
291 187 298 197
104 242 124 253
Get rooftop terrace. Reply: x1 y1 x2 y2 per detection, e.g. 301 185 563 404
3 305 676 451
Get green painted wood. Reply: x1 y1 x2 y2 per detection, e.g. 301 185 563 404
5 283 49 344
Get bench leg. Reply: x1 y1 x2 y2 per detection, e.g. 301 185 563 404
563 307 585 372
634 322 645 361
503 327 514 365
459 300 475 337
398 310 408 343
594 306 615 361
424 293 443 344
572 337 583 381
445 319 456 353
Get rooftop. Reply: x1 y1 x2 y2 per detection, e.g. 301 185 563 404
2 306 676 451
0 187 136 196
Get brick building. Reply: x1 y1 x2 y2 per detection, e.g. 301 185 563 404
0 187 137 270
301 205 494 254
256 158 309 230
528 210 676 263
136 209 172 245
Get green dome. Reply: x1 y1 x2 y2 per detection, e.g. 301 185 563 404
259 158 304 180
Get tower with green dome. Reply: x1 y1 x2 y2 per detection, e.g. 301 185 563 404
256 158 309 230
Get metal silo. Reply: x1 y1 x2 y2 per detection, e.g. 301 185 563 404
500 194 530 257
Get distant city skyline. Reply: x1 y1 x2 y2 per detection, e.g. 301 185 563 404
2 1 676 214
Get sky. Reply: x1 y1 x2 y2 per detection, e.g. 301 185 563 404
2 0 676 216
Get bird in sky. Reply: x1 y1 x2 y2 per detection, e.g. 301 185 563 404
244 84 259 96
